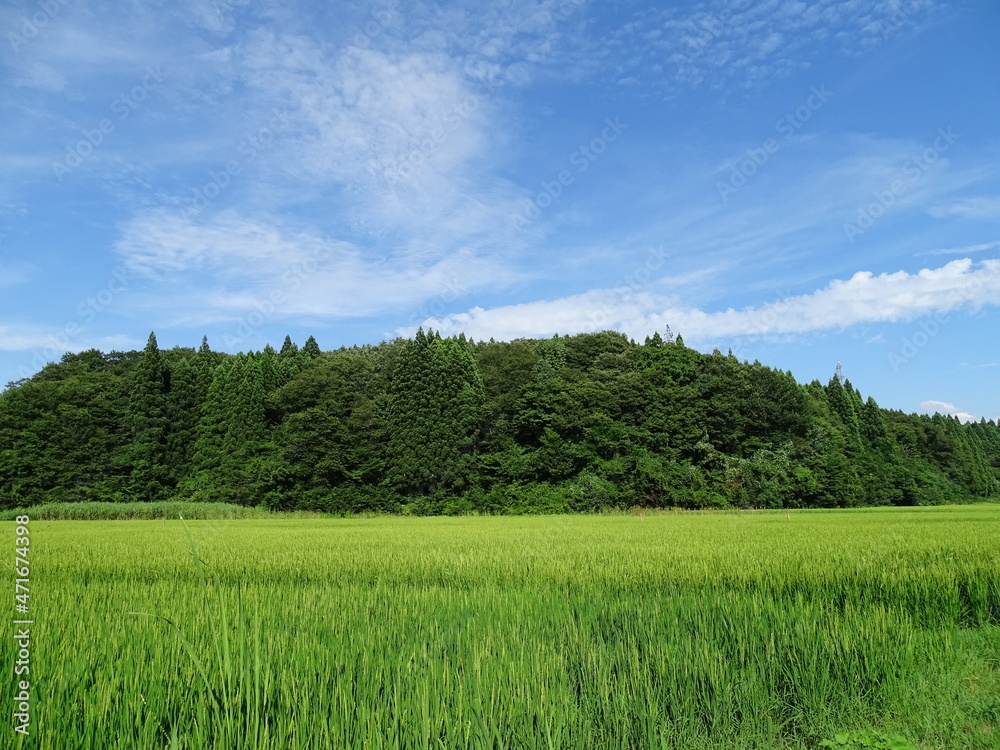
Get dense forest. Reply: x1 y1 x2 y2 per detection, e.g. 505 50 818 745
1 329 997 513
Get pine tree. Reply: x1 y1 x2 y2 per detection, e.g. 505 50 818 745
301 336 321 360
125 332 171 500
166 356 199 482
384 330 485 499
826 374 861 440
860 396 897 459
187 357 235 492
257 348 280 394
168 340 218 483
185 354 270 503
232 354 268 445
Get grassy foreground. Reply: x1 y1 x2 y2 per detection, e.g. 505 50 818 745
3 507 999 749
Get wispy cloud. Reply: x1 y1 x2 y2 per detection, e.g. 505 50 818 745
957 361 1000 372
928 196 1000 220
402 258 1000 344
0 323 138 355
69 2 580 331
919 239 1000 257
0 263 34 289
0 324 58 353
114 210 525 325
603 0 943 96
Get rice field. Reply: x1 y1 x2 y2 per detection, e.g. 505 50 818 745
4 506 1000 749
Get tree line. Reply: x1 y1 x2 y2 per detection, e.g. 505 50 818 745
1 329 997 513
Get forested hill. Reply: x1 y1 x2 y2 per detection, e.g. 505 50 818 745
1 329 998 513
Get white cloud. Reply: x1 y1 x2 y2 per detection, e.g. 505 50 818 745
919 400 977 423
920 399 956 412
115 209 351 278
114 210 524 325
0 325 56 353
0 324 138 355
401 258 1000 343
604 0 942 95
224 30 538 253
921 239 1000 257
98 7 551 328
81 0 609 338
237 35 489 189
958 362 1000 371
182 0 248 35
928 196 1000 220
0 263 34 289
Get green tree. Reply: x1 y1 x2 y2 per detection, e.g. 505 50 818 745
279 335 299 357
301 335 321 361
124 332 171 500
183 353 270 503
384 330 485 502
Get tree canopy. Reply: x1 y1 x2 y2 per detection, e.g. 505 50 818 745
1 331 996 513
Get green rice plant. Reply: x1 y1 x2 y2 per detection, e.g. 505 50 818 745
2 506 998 749
128 520 275 749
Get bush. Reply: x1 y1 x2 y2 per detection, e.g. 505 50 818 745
566 472 617 512
296 485 403 515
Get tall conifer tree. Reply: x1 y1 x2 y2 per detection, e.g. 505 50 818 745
126 332 171 500
301 336 321 360
385 330 485 498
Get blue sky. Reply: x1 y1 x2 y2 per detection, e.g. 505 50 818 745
1 0 998 421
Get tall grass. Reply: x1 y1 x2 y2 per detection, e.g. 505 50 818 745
0 501 325 521
3 507 998 748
